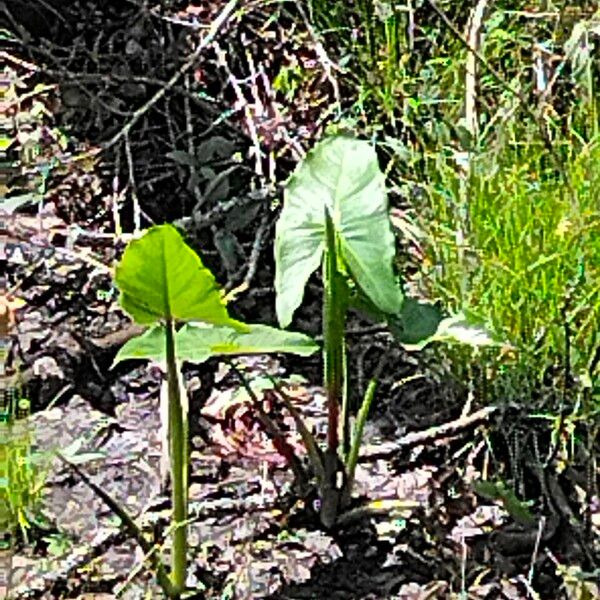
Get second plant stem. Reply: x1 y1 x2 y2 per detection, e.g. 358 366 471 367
165 318 188 595
321 209 348 527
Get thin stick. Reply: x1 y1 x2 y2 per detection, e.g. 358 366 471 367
528 516 546 585
360 406 497 460
124 133 141 233
215 42 263 178
464 0 488 141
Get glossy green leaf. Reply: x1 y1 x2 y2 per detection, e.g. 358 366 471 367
275 135 402 327
114 224 244 329
113 322 318 365
350 290 441 346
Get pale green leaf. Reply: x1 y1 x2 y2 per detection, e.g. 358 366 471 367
275 135 402 327
402 313 501 350
275 183 326 328
112 325 180 364
178 322 318 360
433 315 499 347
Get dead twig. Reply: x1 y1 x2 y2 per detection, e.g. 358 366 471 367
224 208 272 299
360 406 497 461
464 0 489 141
124 132 141 233
214 41 264 178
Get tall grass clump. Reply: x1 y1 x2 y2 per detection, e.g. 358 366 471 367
306 0 454 128
0 395 47 544
415 128 600 406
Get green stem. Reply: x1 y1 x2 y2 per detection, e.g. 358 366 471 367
357 0 375 63
165 319 188 594
342 378 377 508
56 454 177 598
340 328 349 460
323 208 346 456
321 208 348 527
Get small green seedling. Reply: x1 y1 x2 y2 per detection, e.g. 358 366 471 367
0 394 47 545
275 134 497 527
107 224 317 597
473 479 535 527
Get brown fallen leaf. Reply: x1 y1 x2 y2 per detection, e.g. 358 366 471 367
0 294 26 336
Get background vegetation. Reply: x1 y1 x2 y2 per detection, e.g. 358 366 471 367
304 0 600 415
3 0 599 597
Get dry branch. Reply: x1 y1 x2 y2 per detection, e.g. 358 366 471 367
360 406 497 461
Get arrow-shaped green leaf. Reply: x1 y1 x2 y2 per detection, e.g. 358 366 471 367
275 135 403 327
114 224 244 329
